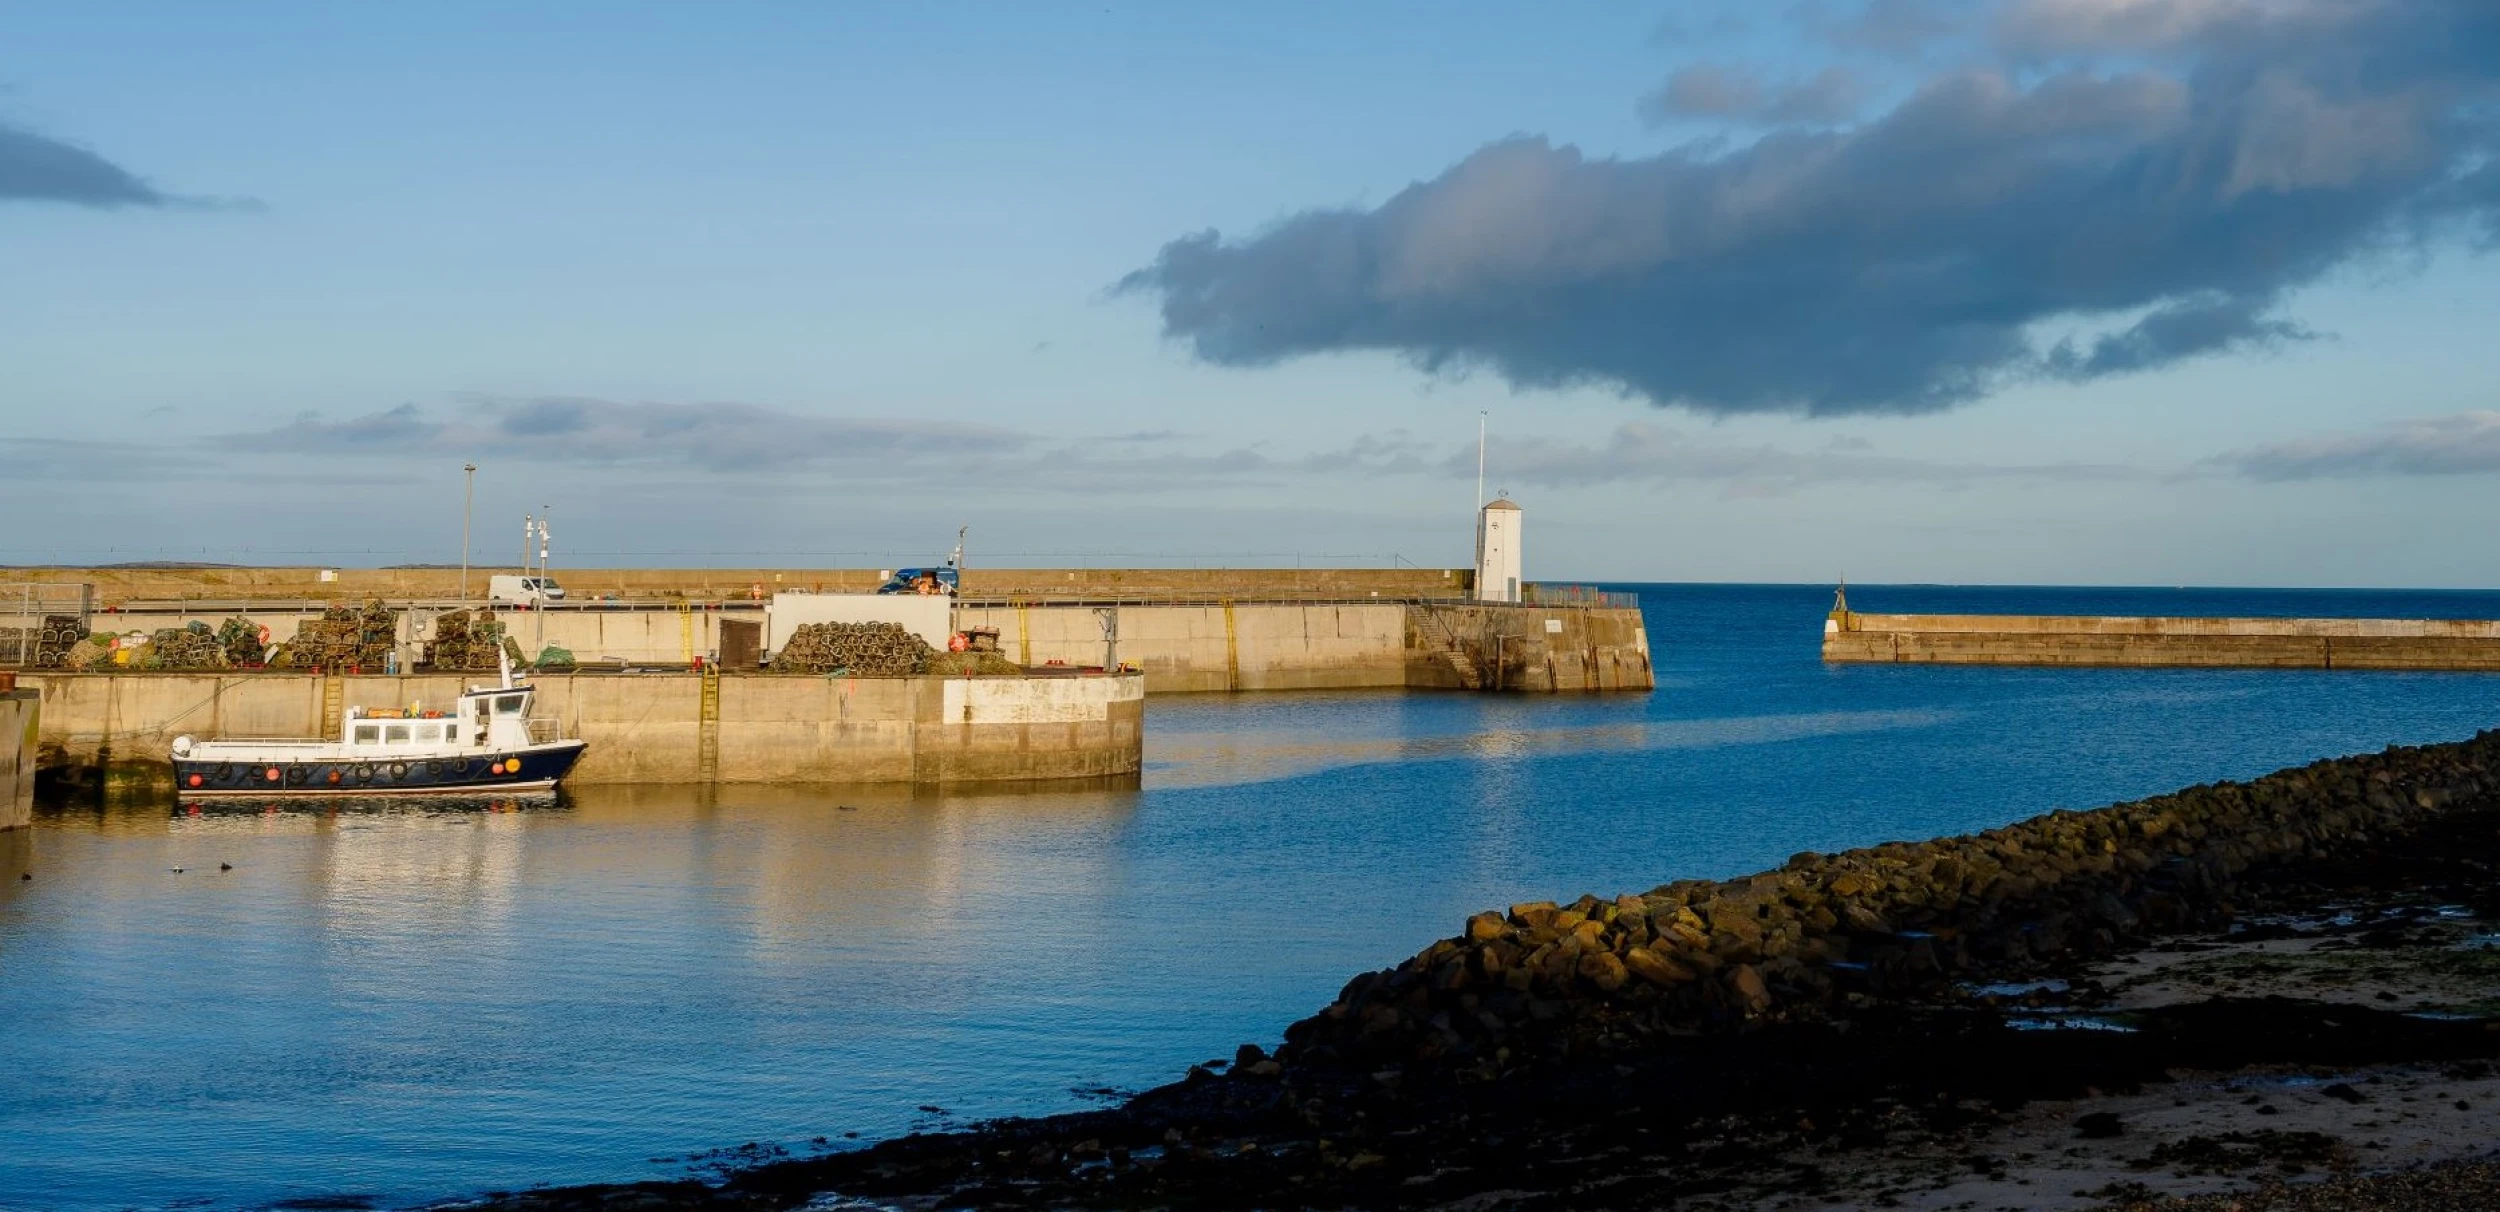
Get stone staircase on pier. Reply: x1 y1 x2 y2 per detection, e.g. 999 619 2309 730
1409 605 1482 690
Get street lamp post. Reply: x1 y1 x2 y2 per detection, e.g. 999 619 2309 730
460 463 476 604
535 505 551 650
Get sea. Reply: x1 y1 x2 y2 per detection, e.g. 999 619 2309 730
5 583 2499 1211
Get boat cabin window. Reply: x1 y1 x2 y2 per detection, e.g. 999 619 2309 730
385 724 411 744
354 724 380 744
494 694 527 715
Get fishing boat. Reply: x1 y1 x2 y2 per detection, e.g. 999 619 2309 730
170 654 586 796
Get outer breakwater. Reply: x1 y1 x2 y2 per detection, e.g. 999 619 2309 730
1826 608 2500 670
27 670 1142 788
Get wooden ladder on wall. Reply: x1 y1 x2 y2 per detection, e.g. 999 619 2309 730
1410 605 1483 690
695 664 722 783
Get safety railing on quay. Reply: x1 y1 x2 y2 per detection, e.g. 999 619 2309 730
94 590 1644 614
0 581 95 668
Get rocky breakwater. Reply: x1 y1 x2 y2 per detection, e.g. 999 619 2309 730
1285 733 2500 1079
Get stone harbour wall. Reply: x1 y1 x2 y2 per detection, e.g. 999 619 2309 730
1825 610 2500 670
1283 730 2500 1078
26 670 1143 788
1406 603 1655 692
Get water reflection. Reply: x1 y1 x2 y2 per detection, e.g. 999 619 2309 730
1145 692 1959 788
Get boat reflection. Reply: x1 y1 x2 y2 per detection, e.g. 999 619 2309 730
169 791 566 828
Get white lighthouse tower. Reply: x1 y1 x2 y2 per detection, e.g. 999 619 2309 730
1476 497 1522 603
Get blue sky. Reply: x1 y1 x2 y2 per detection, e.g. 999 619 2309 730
4 1 2497 584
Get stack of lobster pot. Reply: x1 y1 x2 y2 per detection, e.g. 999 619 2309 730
772 622 934 675
0 614 88 668
423 609 508 671
145 623 225 669
272 600 401 670
216 616 267 667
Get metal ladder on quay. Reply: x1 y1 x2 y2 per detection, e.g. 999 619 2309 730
319 672 346 738
1409 604 1482 690
695 663 721 783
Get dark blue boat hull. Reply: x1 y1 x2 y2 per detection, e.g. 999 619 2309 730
172 741 587 796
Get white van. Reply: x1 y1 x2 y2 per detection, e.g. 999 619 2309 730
489 574 566 604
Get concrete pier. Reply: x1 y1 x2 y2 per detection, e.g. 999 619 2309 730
26 670 1143 789
80 599 1655 695
2 679 33 829
1825 609 2500 670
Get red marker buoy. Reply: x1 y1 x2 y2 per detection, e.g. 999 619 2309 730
187 774 203 788
265 767 281 782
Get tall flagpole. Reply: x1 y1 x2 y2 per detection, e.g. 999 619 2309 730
460 463 476 604
1473 411 1488 594
1476 410 1487 509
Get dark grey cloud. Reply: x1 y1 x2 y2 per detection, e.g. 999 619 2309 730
2217 411 2500 480
1641 64 1868 125
1122 0 2500 417
0 122 175 207
222 396 1033 472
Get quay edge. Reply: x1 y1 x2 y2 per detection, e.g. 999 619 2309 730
2 677 32 828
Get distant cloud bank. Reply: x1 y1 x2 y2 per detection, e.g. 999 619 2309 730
2219 411 2500 480
1121 0 2500 417
224 396 1030 472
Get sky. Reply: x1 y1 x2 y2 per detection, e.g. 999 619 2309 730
4 0 2497 585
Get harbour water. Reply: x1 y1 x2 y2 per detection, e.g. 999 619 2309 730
7 583 2500 1212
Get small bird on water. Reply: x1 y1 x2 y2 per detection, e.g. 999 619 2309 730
219 862 233 871
171 867 185 874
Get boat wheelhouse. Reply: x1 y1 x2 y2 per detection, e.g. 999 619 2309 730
171 663 586 797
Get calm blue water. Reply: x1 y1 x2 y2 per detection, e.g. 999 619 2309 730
5 583 2498 1211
